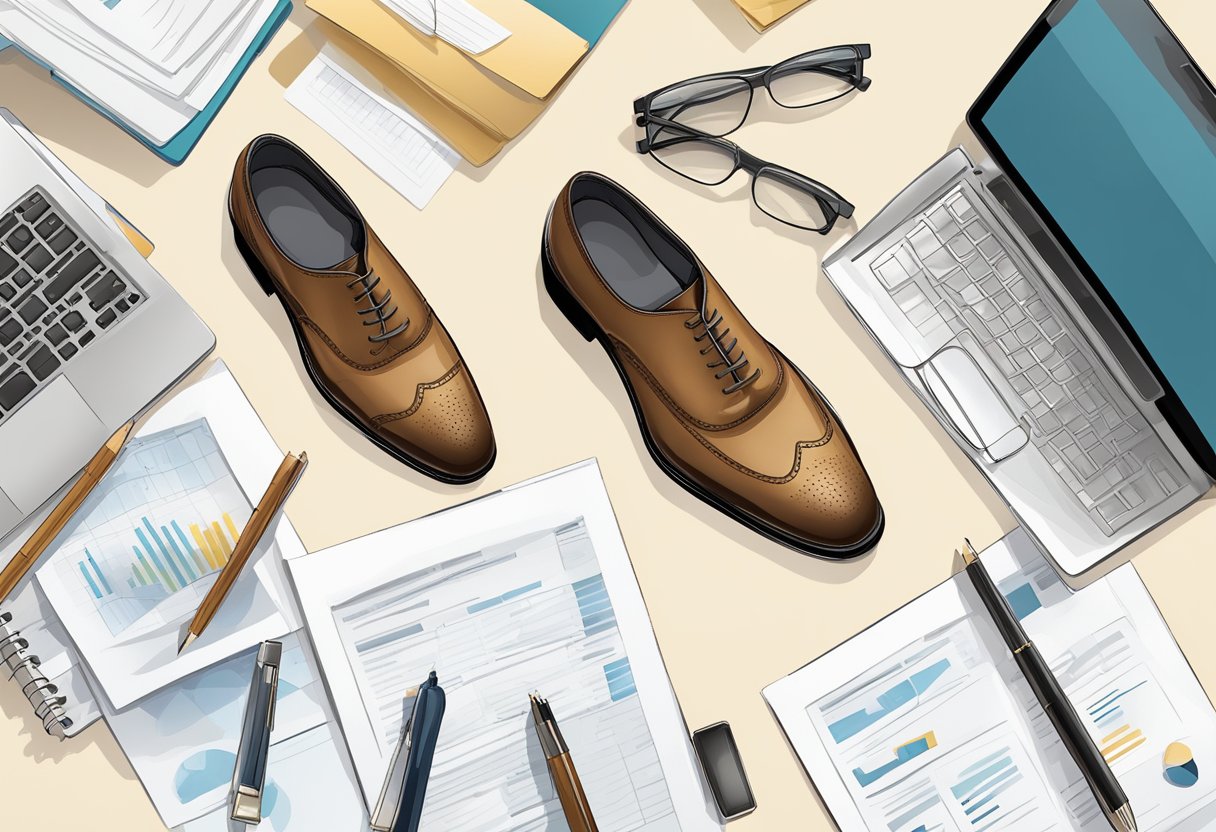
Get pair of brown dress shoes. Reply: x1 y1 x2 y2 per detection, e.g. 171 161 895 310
228 137 881 557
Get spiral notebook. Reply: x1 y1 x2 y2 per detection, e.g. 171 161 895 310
764 529 1216 832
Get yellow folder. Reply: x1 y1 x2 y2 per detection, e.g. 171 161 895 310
107 206 154 258
306 0 586 140
463 0 589 100
732 0 812 31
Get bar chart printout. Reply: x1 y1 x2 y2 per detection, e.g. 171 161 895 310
807 618 1101 832
765 529 1216 832
51 419 256 639
332 517 682 831
34 370 299 711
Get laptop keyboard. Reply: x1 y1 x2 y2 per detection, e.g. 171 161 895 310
0 188 143 424
870 185 1187 535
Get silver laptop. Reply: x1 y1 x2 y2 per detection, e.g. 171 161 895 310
825 0 1215 576
0 109 213 542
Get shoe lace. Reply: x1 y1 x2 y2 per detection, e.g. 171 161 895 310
685 308 761 394
347 269 409 344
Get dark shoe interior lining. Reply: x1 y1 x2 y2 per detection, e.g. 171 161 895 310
571 182 698 312
249 141 362 271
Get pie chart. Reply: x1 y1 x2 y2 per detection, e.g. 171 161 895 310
1163 742 1199 788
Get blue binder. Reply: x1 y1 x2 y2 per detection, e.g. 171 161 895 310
0 0 292 166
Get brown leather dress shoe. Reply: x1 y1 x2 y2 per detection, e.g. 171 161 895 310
228 135 495 483
543 172 883 558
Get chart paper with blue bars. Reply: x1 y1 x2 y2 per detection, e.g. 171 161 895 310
47 419 255 638
332 516 680 831
770 528 1216 832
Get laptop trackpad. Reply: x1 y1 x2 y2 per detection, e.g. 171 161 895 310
920 346 1029 461
0 376 108 512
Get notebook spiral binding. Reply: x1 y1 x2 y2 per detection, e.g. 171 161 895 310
0 611 72 739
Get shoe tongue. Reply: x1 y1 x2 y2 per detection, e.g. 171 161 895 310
658 276 704 312
329 253 362 274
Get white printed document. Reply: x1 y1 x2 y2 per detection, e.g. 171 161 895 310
764 528 1216 832
285 45 461 210
288 460 721 831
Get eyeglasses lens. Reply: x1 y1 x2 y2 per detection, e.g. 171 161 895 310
649 77 752 136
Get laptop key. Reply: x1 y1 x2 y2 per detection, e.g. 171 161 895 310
0 214 15 238
87 273 126 311
43 250 100 305
61 310 84 331
0 283 13 302
17 296 47 325
25 243 52 274
26 344 59 382
47 228 76 255
17 192 48 221
58 342 77 361
0 369 35 410
5 226 32 254
46 324 67 346
34 213 63 239
11 269 31 288
96 308 117 329
78 330 95 347
0 317 20 346
0 249 15 277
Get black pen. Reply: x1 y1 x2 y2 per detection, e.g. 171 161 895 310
960 541 1136 832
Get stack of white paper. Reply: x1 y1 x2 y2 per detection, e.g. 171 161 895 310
0 0 282 146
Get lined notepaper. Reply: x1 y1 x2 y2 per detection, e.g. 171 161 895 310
285 45 461 210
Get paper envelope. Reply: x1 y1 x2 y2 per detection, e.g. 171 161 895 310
306 0 585 139
271 21 506 165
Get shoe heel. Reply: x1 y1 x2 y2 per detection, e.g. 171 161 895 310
229 211 276 297
542 243 598 343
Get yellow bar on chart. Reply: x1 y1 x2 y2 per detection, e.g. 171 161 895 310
223 514 242 549
203 527 226 566
1101 727 1145 764
212 522 233 560
191 523 219 569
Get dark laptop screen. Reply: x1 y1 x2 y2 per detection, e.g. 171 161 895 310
978 0 1216 451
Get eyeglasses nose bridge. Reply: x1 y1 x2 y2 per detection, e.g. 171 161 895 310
736 147 765 175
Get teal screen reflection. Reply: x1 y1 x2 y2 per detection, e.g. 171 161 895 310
982 0 1216 449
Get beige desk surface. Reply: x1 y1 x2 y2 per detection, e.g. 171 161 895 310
1 0 1213 829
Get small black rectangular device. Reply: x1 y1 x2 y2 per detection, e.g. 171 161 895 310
692 721 756 821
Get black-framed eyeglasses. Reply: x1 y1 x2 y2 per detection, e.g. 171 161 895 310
632 45 871 138
636 117 854 233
